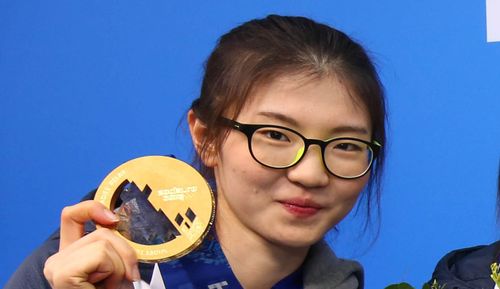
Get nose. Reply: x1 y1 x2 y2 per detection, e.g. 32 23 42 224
286 145 329 187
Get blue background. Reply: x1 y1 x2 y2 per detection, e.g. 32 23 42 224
1 1 499 288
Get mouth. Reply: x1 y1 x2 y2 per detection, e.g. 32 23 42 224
278 198 322 218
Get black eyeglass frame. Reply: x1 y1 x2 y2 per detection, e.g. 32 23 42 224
219 117 381 179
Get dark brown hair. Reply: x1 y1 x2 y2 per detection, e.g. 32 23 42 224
191 14 386 230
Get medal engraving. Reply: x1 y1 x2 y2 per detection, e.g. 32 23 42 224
94 156 215 263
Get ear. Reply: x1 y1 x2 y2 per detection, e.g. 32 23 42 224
187 109 217 167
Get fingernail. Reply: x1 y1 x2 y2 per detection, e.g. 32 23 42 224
103 209 119 222
118 280 134 289
133 281 143 289
131 265 141 281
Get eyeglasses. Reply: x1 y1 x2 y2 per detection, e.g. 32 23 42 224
220 117 381 179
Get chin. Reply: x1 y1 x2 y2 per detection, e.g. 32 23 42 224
268 231 325 249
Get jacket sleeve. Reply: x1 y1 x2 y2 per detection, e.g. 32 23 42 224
4 190 96 289
5 227 154 289
4 230 60 289
4 189 155 288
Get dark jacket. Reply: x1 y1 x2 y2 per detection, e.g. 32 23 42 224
430 241 500 289
5 190 364 289
4 190 156 289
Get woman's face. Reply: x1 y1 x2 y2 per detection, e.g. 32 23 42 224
211 74 371 248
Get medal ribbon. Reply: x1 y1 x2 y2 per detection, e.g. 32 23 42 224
158 232 303 289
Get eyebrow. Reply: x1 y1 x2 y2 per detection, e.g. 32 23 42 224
256 111 370 136
257 111 299 126
330 126 369 135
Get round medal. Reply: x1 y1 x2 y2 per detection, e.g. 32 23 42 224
94 156 215 263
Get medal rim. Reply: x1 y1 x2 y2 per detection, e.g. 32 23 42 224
94 155 215 263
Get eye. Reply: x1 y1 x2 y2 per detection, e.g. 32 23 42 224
334 142 363 152
264 130 290 142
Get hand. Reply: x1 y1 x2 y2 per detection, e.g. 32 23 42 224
44 200 141 289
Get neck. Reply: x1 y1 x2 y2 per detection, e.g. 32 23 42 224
215 199 310 289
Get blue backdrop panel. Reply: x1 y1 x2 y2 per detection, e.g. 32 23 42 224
1 1 499 288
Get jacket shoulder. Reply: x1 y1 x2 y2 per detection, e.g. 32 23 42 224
303 241 364 289
430 241 500 289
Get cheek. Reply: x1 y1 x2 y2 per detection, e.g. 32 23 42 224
327 176 369 226
218 141 281 193
334 174 370 203
224 164 279 197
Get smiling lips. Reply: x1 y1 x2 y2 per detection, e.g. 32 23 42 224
279 198 322 218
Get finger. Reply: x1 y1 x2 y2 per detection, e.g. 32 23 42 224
46 239 126 289
59 228 140 282
60 200 119 249
88 240 125 285
116 280 134 289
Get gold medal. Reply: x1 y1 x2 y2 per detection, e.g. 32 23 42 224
94 156 215 263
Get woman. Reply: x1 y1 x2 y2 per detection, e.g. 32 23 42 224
6 14 386 289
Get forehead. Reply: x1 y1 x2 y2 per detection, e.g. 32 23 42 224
238 74 371 134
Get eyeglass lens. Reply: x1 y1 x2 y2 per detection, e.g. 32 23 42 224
249 127 373 178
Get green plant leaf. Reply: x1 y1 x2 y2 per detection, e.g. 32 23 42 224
384 283 415 289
